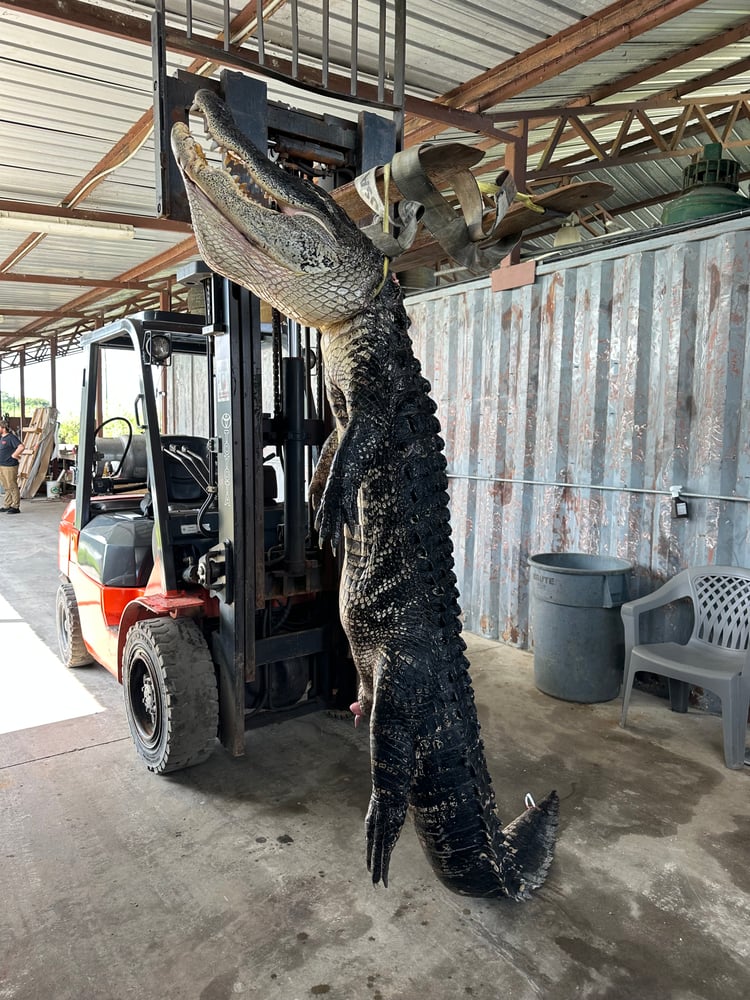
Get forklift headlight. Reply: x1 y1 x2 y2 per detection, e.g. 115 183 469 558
144 332 172 365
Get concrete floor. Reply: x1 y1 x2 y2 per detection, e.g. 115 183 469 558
1 498 748 1000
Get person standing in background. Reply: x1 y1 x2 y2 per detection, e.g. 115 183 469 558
0 420 25 514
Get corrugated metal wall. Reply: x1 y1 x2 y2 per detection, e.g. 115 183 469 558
165 353 210 434
407 216 750 647
166 339 284 436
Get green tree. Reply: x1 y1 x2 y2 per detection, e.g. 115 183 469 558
0 393 51 418
58 417 80 445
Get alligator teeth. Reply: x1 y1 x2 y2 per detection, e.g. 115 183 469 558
193 141 208 167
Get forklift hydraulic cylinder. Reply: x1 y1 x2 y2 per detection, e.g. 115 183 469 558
283 356 307 577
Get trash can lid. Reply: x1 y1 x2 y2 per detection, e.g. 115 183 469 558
529 552 631 575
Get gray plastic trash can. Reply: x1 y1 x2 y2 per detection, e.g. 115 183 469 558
528 552 631 703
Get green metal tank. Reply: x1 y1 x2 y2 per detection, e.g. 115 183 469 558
662 143 749 225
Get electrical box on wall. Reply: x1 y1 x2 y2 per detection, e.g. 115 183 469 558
671 486 690 519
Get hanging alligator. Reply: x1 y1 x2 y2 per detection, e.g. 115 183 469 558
171 90 559 899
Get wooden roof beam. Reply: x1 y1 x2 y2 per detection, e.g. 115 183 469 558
0 201 191 234
548 16 750 116
470 0 711 113
525 53 750 155
530 125 750 183
0 273 159 290
10 238 197 340
472 53 750 182
405 0 712 145
1 308 91 318
468 30 750 179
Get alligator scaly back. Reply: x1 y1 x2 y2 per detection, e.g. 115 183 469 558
172 91 559 898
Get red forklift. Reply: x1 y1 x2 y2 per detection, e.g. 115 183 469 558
57 269 345 773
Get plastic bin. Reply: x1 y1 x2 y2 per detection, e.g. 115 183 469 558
528 552 631 703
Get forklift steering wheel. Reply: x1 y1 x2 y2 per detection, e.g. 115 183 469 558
93 416 133 480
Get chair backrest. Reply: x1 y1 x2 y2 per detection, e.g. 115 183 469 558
688 566 750 650
161 435 210 504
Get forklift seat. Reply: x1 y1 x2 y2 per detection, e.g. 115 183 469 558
161 435 211 505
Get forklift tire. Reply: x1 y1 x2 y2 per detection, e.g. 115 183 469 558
122 617 219 774
56 583 93 668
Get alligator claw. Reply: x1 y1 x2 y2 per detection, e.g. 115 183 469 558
315 476 357 550
314 501 342 551
365 790 408 888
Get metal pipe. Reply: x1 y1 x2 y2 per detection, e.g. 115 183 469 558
322 0 329 88
257 0 265 64
351 0 359 97
447 472 750 505
291 0 299 78
393 0 406 146
288 319 301 357
377 0 386 104
19 349 25 432
50 336 57 411
304 326 314 535
315 327 324 420
283 356 307 576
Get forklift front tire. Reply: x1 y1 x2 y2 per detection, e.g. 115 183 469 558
122 617 219 774
56 583 93 668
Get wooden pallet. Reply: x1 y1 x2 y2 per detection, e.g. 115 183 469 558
17 406 59 499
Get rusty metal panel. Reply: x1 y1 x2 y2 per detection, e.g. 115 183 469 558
407 219 750 648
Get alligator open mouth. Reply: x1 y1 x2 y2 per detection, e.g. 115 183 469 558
171 90 384 327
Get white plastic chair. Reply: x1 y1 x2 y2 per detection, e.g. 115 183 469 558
620 566 750 769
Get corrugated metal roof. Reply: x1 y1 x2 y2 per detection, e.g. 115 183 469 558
0 0 749 361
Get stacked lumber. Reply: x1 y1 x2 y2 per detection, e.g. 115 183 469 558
17 407 60 500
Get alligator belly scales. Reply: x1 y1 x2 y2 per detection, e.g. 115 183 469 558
172 90 559 898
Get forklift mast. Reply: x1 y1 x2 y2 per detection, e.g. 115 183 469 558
147 58 397 756
175 263 342 756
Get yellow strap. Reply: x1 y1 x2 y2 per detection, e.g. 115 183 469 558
373 255 389 297
372 162 391 295
515 191 545 214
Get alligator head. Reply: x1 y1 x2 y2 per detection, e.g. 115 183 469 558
171 89 386 328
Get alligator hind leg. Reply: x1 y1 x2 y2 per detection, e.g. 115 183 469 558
365 650 420 887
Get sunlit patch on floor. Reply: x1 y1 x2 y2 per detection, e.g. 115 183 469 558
0 594 104 735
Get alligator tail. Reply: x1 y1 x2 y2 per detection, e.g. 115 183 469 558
499 790 559 901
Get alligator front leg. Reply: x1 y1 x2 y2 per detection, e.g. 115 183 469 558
309 428 338 512
365 653 419 887
315 409 387 551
